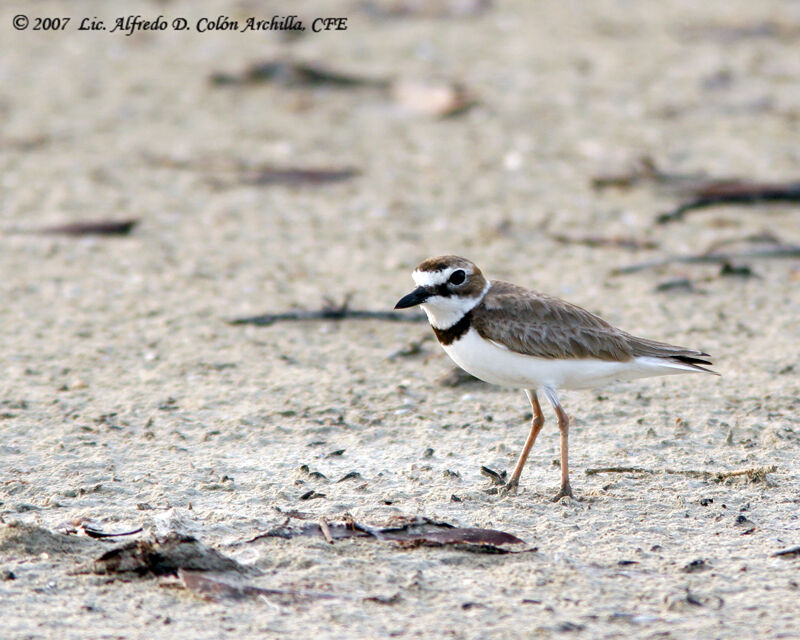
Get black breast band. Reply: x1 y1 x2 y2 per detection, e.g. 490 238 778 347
432 311 472 346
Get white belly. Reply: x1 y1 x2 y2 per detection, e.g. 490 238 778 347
442 328 693 390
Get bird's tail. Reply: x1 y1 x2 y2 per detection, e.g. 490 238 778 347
627 335 719 375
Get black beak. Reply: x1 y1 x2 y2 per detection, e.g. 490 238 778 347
394 286 430 309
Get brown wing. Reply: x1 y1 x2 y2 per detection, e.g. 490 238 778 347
471 281 634 361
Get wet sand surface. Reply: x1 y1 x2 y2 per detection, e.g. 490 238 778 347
1 1 800 637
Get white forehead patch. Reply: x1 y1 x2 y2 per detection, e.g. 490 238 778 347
412 267 471 287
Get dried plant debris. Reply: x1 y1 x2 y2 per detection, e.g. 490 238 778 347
548 233 658 251
177 569 342 603
209 60 476 118
664 588 724 611
682 558 711 573
0 521 99 557
236 167 359 186
702 230 783 253
719 262 757 278
177 570 401 605
612 244 800 275
591 156 710 191
655 278 697 293
230 297 426 326
56 520 143 539
250 516 529 554
676 20 800 43
387 334 434 360
144 153 359 188
591 156 800 224
81 526 143 539
480 466 508 486
8 219 139 237
0 134 51 151
773 546 800 558
84 533 249 577
210 59 390 89
657 180 800 224
337 471 363 482
585 465 776 484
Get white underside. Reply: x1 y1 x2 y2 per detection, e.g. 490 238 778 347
443 328 701 391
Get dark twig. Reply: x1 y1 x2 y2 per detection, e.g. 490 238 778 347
612 245 800 275
144 153 359 188
7 219 139 236
210 59 390 89
230 297 426 326
591 156 709 190
81 525 143 539
548 233 658 251
237 167 359 186
657 180 800 224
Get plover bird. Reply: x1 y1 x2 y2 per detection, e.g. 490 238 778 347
395 255 717 501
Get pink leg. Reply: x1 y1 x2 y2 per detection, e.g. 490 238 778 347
543 388 575 501
503 390 545 492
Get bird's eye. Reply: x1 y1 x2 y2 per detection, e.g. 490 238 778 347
449 269 466 285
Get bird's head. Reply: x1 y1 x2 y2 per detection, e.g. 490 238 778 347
394 255 489 329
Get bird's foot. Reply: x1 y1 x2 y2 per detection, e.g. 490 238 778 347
551 482 575 502
500 478 519 495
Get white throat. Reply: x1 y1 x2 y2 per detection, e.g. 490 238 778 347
420 281 491 330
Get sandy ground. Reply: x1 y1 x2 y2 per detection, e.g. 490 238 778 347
2 0 800 638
